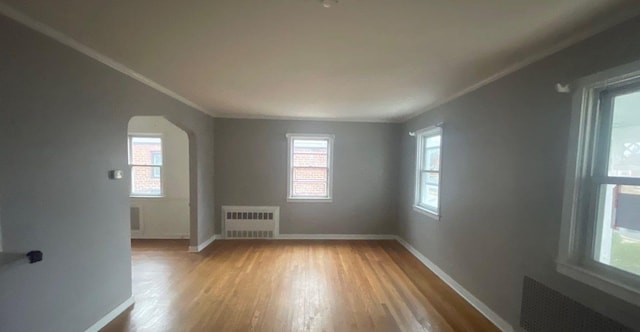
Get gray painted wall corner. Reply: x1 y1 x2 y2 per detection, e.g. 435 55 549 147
396 15 640 330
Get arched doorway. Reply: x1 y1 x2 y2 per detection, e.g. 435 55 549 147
127 116 193 248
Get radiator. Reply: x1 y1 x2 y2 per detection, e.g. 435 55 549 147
130 206 143 233
520 277 632 331
222 206 279 239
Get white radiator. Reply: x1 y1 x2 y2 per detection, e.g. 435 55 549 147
222 206 279 239
130 205 143 233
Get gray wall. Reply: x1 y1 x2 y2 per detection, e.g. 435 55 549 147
215 119 399 235
397 16 640 329
0 15 215 332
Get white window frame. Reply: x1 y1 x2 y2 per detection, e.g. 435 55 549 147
286 133 334 202
413 126 442 220
128 134 164 198
558 59 640 306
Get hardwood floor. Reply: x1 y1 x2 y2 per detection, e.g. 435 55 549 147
102 240 498 332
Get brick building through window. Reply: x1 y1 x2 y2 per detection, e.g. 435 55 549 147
128 136 163 196
287 134 333 200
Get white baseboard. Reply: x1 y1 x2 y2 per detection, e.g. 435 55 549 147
85 296 134 332
188 234 219 252
276 234 397 240
131 233 190 239
395 236 514 332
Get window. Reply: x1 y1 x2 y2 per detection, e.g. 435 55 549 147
287 134 334 201
414 126 442 218
151 152 162 178
128 136 163 197
558 60 640 305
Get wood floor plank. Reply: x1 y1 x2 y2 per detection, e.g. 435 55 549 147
102 240 499 332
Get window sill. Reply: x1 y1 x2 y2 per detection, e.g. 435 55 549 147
130 195 164 199
556 260 640 307
413 206 440 220
287 197 333 203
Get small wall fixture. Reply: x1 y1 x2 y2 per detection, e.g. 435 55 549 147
109 170 124 180
322 0 338 8
555 83 571 94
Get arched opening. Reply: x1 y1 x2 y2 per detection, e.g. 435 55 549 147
127 116 194 249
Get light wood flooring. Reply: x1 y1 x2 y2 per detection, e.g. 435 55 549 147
102 239 498 331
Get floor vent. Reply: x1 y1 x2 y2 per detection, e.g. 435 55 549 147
222 206 279 239
520 276 632 332
130 206 143 233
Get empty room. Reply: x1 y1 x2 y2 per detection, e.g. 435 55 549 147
2 1 640 331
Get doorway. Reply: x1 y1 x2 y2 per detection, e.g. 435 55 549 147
127 116 191 249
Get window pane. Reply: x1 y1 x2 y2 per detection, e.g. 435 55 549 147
131 166 162 196
292 181 327 197
423 147 440 171
421 171 439 186
151 151 162 166
426 135 441 148
293 139 328 167
419 180 439 211
608 90 640 178
130 137 162 166
293 167 327 182
595 185 640 276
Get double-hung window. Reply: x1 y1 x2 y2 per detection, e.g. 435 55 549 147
414 126 442 218
558 60 640 305
287 134 334 201
128 135 163 197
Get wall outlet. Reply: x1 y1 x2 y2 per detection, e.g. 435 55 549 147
109 170 124 180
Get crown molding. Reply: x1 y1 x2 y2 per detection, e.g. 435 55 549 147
397 6 640 123
214 112 401 124
0 3 211 116
3 2 638 125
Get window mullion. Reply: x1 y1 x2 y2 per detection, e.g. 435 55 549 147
592 91 614 177
130 163 158 167
592 176 640 186
292 166 328 169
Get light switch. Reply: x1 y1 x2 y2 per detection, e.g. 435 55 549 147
109 170 124 180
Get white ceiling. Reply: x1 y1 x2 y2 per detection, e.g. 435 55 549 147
2 0 640 122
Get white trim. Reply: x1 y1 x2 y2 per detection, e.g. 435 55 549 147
276 234 396 240
395 236 514 332
413 125 442 136
131 233 190 239
413 126 442 218
0 3 209 116
286 198 334 203
215 112 398 123
398 7 640 123
413 206 440 220
188 234 219 252
557 58 640 306
85 296 134 332
286 133 334 201
557 261 640 306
